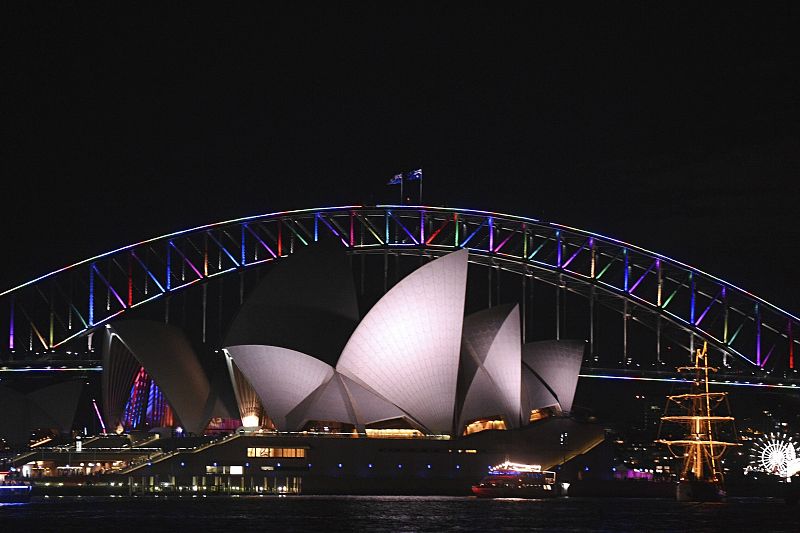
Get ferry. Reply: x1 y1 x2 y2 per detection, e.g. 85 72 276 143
471 461 558 498
0 472 32 504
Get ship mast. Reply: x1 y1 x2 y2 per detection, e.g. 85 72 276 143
657 342 739 484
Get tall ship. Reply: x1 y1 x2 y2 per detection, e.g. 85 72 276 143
657 342 739 501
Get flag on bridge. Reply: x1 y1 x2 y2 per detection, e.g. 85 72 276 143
405 168 423 181
386 169 423 185
386 169 424 204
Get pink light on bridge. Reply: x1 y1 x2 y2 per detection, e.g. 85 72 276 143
92 398 106 433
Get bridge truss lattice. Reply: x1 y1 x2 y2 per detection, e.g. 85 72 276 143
1 206 797 380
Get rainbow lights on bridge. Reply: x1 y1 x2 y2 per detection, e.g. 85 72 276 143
1 205 797 377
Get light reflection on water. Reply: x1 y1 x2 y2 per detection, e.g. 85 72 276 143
0 496 796 532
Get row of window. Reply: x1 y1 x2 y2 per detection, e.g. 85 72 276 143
336 463 464 470
206 465 244 475
246 447 307 458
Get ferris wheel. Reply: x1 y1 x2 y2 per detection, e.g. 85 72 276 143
750 433 798 478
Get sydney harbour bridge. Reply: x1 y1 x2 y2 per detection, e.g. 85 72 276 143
1 205 798 390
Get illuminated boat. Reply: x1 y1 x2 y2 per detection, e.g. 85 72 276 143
0 473 32 504
657 343 739 502
471 461 558 498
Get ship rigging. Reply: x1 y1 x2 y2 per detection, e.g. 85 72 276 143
657 342 739 501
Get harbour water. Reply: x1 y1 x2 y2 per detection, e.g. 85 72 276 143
1 496 796 532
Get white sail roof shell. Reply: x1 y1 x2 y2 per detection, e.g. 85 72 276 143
0 382 83 446
286 373 357 430
336 249 469 434
521 365 560 415
458 304 522 430
286 372 409 430
339 374 407 426
106 321 214 435
521 340 585 413
225 344 334 431
224 242 359 366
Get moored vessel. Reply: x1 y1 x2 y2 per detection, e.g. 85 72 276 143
471 461 558 498
657 342 739 502
0 471 32 504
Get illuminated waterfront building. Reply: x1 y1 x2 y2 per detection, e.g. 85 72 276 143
101 248 588 437
9 247 603 494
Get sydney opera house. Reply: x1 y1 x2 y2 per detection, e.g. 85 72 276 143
8 246 605 494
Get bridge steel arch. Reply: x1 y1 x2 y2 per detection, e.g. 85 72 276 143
1 205 797 375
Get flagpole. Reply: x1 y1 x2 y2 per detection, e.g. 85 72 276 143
419 173 423 204
400 175 404 204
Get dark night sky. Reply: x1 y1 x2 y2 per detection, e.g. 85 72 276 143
3 4 799 311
